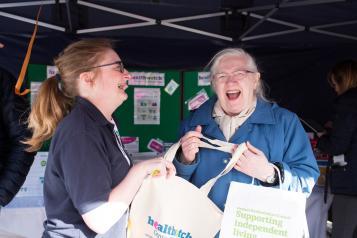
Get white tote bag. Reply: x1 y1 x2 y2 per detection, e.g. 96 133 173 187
128 139 247 238
220 177 309 238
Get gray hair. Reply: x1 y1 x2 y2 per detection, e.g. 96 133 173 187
206 48 268 101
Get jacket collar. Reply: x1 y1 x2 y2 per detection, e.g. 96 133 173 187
248 98 276 125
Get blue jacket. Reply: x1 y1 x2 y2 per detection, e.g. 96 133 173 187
174 96 319 211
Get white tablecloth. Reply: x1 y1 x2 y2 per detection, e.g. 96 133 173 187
0 207 46 238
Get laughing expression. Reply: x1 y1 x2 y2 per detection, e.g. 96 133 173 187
94 49 131 108
212 55 260 116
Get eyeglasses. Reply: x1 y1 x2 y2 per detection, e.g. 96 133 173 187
214 69 255 83
87 61 125 73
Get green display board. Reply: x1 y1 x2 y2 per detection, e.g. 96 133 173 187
182 71 215 118
114 70 181 152
26 64 182 153
27 64 47 82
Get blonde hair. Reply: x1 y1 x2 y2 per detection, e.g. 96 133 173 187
328 59 357 93
25 38 113 152
206 48 268 101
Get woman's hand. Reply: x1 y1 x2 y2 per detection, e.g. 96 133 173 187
234 141 275 182
84 157 175 234
180 125 202 164
136 157 176 178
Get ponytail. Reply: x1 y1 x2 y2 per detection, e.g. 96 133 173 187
24 76 73 152
24 38 114 152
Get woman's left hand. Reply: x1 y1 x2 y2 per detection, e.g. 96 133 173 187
234 141 275 182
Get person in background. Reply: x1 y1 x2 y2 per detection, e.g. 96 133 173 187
317 59 357 238
175 48 319 212
24 38 175 238
0 42 35 207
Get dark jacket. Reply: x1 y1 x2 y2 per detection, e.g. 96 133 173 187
318 87 357 195
0 68 35 206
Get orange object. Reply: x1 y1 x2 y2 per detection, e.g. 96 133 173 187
15 6 42 96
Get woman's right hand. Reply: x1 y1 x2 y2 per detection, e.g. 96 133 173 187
180 125 202 164
136 157 176 178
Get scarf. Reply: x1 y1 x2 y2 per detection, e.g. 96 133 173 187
213 99 256 141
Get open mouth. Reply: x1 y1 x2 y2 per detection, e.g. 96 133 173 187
226 90 241 100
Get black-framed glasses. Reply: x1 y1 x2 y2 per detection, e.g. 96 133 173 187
87 61 125 73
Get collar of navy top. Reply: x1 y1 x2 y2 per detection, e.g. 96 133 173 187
76 96 113 127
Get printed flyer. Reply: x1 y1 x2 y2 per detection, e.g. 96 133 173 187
134 88 161 125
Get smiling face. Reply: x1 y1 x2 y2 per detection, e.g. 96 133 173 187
90 49 132 111
212 54 260 116
95 50 131 107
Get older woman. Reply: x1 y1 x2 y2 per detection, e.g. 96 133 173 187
175 48 319 211
25 39 175 238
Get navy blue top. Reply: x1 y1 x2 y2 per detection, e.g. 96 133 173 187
43 97 132 237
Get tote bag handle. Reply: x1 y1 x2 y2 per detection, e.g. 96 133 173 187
163 139 248 196
200 143 247 195
163 136 236 163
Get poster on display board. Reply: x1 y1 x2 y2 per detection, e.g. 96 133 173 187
114 70 181 153
30 81 42 105
182 71 215 118
121 136 139 155
134 88 161 125
187 88 210 111
28 62 58 105
129 72 165 86
46 65 58 79
198 71 211 86
164 79 179 95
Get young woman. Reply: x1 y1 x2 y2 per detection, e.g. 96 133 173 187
25 39 175 238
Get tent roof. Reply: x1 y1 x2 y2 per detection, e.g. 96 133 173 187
1 1 357 37
1 0 357 57
1 0 357 123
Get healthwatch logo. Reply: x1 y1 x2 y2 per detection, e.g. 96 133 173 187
147 216 192 238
